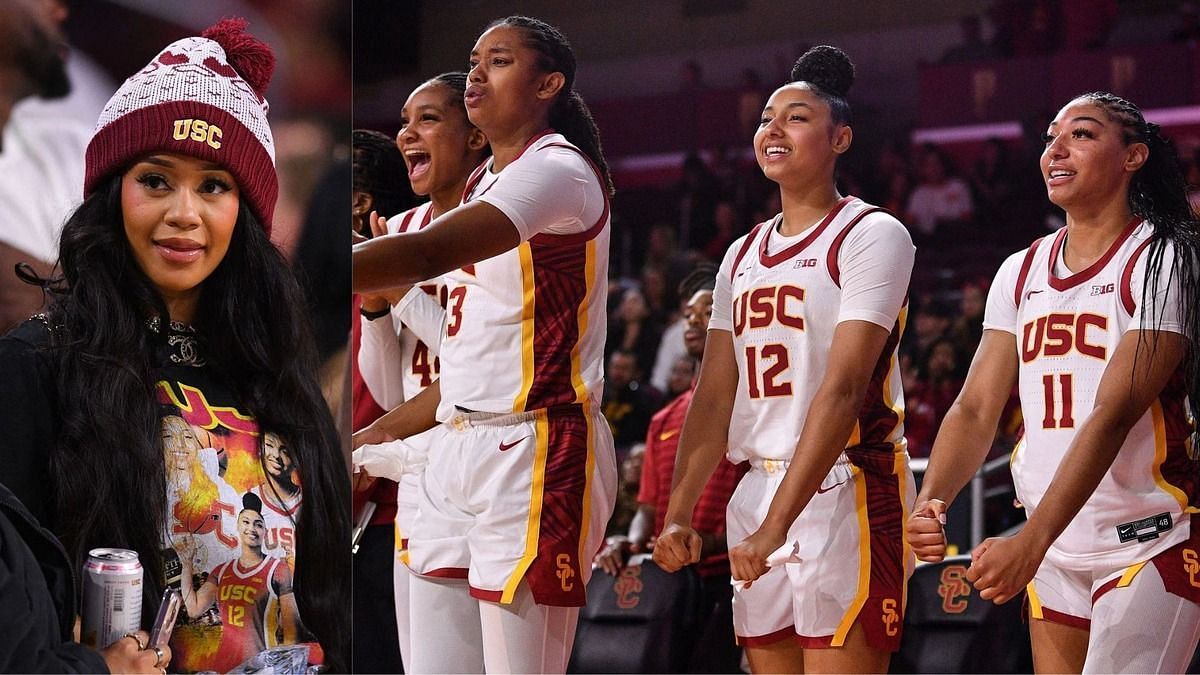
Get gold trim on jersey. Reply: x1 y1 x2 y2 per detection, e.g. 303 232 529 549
1151 400 1190 511
514 243 536 413
1026 582 1044 619
570 240 597 404
889 305 910 437
576 404 597 568
1116 561 1147 588
895 452 913 614
395 519 410 566
502 410 549 603
832 466 870 646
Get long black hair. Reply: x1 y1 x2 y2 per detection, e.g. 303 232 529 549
1080 91 1200 435
352 128 408 223
41 174 350 669
488 15 613 196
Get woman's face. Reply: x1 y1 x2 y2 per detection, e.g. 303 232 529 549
754 83 850 188
162 417 200 471
465 24 557 135
237 509 266 549
398 81 485 198
121 152 239 314
263 433 295 480
1041 98 1147 213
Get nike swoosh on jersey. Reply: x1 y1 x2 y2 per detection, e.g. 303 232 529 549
658 429 679 441
1025 288 1045 300
499 436 532 452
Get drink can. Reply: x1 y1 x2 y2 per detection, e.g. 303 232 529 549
81 548 143 649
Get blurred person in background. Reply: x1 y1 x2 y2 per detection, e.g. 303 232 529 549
666 355 698 398
607 285 664 375
602 348 664 456
0 0 86 333
906 143 974 243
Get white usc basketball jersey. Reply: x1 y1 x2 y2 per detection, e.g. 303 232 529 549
985 219 1196 570
435 131 610 419
710 197 913 464
359 201 446 409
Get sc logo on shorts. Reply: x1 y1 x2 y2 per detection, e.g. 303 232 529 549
881 598 900 636
556 553 575 592
1183 548 1200 588
172 118 224 149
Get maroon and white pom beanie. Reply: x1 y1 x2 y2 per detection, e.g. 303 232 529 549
84 18 278 231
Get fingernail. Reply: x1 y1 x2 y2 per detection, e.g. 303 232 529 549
938 513 947 525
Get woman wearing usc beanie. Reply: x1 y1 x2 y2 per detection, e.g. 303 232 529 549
0 18 349 672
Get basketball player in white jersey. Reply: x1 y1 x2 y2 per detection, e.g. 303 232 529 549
907 92 1200 673
352 16 616 674
654 46 915 673
356 71 487 672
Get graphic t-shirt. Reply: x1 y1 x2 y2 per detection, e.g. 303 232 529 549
153 322 306 673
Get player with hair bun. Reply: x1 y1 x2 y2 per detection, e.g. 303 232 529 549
655 45 915 673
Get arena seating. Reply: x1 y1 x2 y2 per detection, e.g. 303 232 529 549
890 555 1032 674
569 556 703 673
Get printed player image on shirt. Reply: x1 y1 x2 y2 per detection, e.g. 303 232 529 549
156 378 305 673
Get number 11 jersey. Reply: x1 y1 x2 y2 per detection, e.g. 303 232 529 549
985 219 1196 571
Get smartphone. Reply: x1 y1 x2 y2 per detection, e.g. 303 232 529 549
148 588 181 649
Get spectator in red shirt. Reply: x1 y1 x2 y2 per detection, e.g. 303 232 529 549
595 263 746 673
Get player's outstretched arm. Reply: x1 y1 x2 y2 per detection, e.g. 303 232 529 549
353 379 441 448
655 329 737 573
968 328 1186 603
909 329 1018 562
353 202 521 293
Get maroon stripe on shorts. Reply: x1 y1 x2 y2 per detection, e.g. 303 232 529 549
419 567 468 580
524 405 590 606
1039 606 1091 631
856 463 907 652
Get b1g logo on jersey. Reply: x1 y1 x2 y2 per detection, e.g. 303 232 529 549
1021 312 1108 362
938 565 972 614
733 285 806 336
1091 283 1115 296
613 565 643 609
172 118 223 149
793 258 818 269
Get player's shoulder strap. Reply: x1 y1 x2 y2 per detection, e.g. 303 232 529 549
1014 235 1049 310
826 204 892 288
